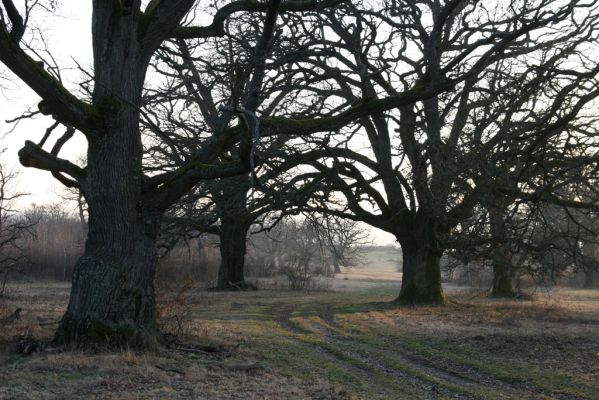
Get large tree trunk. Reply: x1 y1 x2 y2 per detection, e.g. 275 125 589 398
54 9 159 345
396 213 445 305
583 269 598 288
491 257 515 297
581 242 598 288
332 253 341 274
489 199 516 297
211 175 252 291
54 118 161 345
398 243 445 304
54 219 159 346
54 134 161 344
216 220 250 290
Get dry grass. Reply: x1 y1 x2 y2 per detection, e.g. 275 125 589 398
0 348 348 399
1 282 598 399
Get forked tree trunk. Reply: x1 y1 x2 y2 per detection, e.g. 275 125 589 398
216 220 250 290
396 213 445 305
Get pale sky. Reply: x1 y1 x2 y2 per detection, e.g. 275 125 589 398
1 2 91 205
0 2 397 245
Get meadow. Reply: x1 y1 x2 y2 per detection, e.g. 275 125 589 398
1 278 598 399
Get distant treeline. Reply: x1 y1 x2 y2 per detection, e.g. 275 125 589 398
7 208 367 289
4 204 597 291
6 205 85 282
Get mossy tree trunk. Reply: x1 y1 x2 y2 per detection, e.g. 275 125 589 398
55 218 160 345
55 5 161 346
54 111 162 345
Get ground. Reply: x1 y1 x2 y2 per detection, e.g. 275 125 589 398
1 248 598 400
1 275 598 400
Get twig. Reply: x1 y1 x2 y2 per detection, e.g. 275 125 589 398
38 319 60 327
223 361 267 372
155 365 186 375
177 344 226 354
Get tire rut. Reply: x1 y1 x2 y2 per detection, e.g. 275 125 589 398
273 304 437 397
383 346 527 394
339 346 475 399
307 306 478 399
275 303 536 399
309 306 539 399
273 304 309 334
305 339 453 399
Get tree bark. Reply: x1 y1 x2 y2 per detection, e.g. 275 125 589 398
54 111 162 345
54 137 161 344
489 199 516 297
583 269 597 288
491 257 515 297
216 219 251 290
54 8 160 345
54 219 160 346
332 254 341 274
396 213 445 305
212 174 252 291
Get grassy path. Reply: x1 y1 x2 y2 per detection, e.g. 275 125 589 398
191 286 599 399
1 283 598 399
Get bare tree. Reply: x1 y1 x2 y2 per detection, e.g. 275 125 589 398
445 49 599 296
17 203 86 282
279 0 599 304
306 214 370 274
160 167 326 290
1 0 368 345
0 160 34 294
145 10 348 291
274 217 328 289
